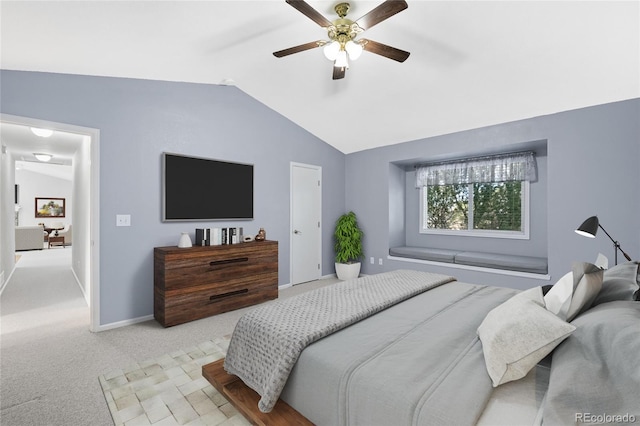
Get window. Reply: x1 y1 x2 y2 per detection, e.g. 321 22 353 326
416 151 535 239
420 181 529 238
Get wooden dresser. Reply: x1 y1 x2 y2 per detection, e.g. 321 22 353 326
154 240 278 327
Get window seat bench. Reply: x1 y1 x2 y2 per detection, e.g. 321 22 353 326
388 246 548 275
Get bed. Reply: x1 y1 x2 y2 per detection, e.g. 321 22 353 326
203 263 640 425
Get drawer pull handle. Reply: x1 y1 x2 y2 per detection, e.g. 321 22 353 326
209 257 249 267
208 289 249 302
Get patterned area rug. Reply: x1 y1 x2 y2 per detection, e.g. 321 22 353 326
99 336 250 426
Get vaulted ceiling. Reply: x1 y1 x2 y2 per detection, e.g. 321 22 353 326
1 1 638 154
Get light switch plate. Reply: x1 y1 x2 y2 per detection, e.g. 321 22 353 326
116 214 131 227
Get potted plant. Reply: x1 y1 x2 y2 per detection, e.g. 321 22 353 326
334 211 364 280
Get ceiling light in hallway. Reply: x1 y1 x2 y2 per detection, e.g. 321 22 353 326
34 153 53 162
30 127 54 137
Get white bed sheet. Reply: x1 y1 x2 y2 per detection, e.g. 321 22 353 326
477 361 549 426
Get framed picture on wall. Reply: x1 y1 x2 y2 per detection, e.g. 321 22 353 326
35 197 66 218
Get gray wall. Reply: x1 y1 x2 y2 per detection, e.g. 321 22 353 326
2 69 637 323
346 99 639 289
0 70 345 326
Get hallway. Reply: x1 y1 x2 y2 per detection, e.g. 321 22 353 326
0 248 107 425
2 248 86 324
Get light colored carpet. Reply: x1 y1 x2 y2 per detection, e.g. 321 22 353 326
99 337 247 426
1 248 338 426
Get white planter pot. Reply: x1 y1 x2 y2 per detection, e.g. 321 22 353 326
335 262 361 280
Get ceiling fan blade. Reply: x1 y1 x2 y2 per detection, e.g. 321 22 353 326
285 0 333 28
355 0 408 31
332 64 346 80
361 39 410 62
273 40 324 58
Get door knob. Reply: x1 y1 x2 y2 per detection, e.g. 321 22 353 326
294 230 302 234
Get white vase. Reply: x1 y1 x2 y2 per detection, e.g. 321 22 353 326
335 262 361 280
178 232 192 248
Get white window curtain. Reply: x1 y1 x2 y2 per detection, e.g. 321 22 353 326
415 151 537 187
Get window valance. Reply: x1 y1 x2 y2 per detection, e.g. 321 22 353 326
415 151 537 187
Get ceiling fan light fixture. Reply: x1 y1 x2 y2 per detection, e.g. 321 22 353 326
30 127 54 138
34 153 53 162
274 0 410 79
334 50 349 68
345 40 363 60
323 41 340 60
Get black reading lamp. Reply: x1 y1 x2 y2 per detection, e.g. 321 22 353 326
575 215 632 265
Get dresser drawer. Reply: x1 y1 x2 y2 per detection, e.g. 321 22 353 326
155 242 277 290
156 273 278 327
163 253 276 290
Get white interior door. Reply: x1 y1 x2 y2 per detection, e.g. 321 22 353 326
290 163 321 285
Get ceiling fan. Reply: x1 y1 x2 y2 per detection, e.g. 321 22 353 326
273 0 410 80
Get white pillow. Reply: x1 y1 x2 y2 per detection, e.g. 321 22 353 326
477 287 576 387
544 262 604 321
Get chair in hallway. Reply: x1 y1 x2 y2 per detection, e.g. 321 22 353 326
58 224 72 247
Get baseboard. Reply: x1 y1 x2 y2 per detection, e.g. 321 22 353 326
94 314 155 332
71 267 90 306
280 273 340 290
0 265 18 298
97 275 340 332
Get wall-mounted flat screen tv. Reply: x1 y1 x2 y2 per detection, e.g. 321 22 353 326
162 152 254 221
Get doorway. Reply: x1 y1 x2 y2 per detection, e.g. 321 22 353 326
290 162 322 285
0 114 100 331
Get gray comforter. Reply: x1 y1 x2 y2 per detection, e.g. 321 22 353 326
223 269 456 413
542 301 640 425
280 279 518 425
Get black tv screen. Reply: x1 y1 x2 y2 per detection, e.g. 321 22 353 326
162 153 254 221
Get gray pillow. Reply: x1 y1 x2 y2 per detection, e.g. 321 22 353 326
477 287 576 387
592 261 640 306
543 301 640 424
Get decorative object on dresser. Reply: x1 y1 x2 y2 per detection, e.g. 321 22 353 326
177 232 192 248
196 227 244 246
154 240 278 327
255 227 266 241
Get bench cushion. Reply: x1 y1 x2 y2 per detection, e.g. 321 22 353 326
389 246 460 263
389 246 548 275
455 251 548 274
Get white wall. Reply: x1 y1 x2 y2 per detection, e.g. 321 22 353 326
71 136 92 303
15 168 72 227
0 149 16 291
